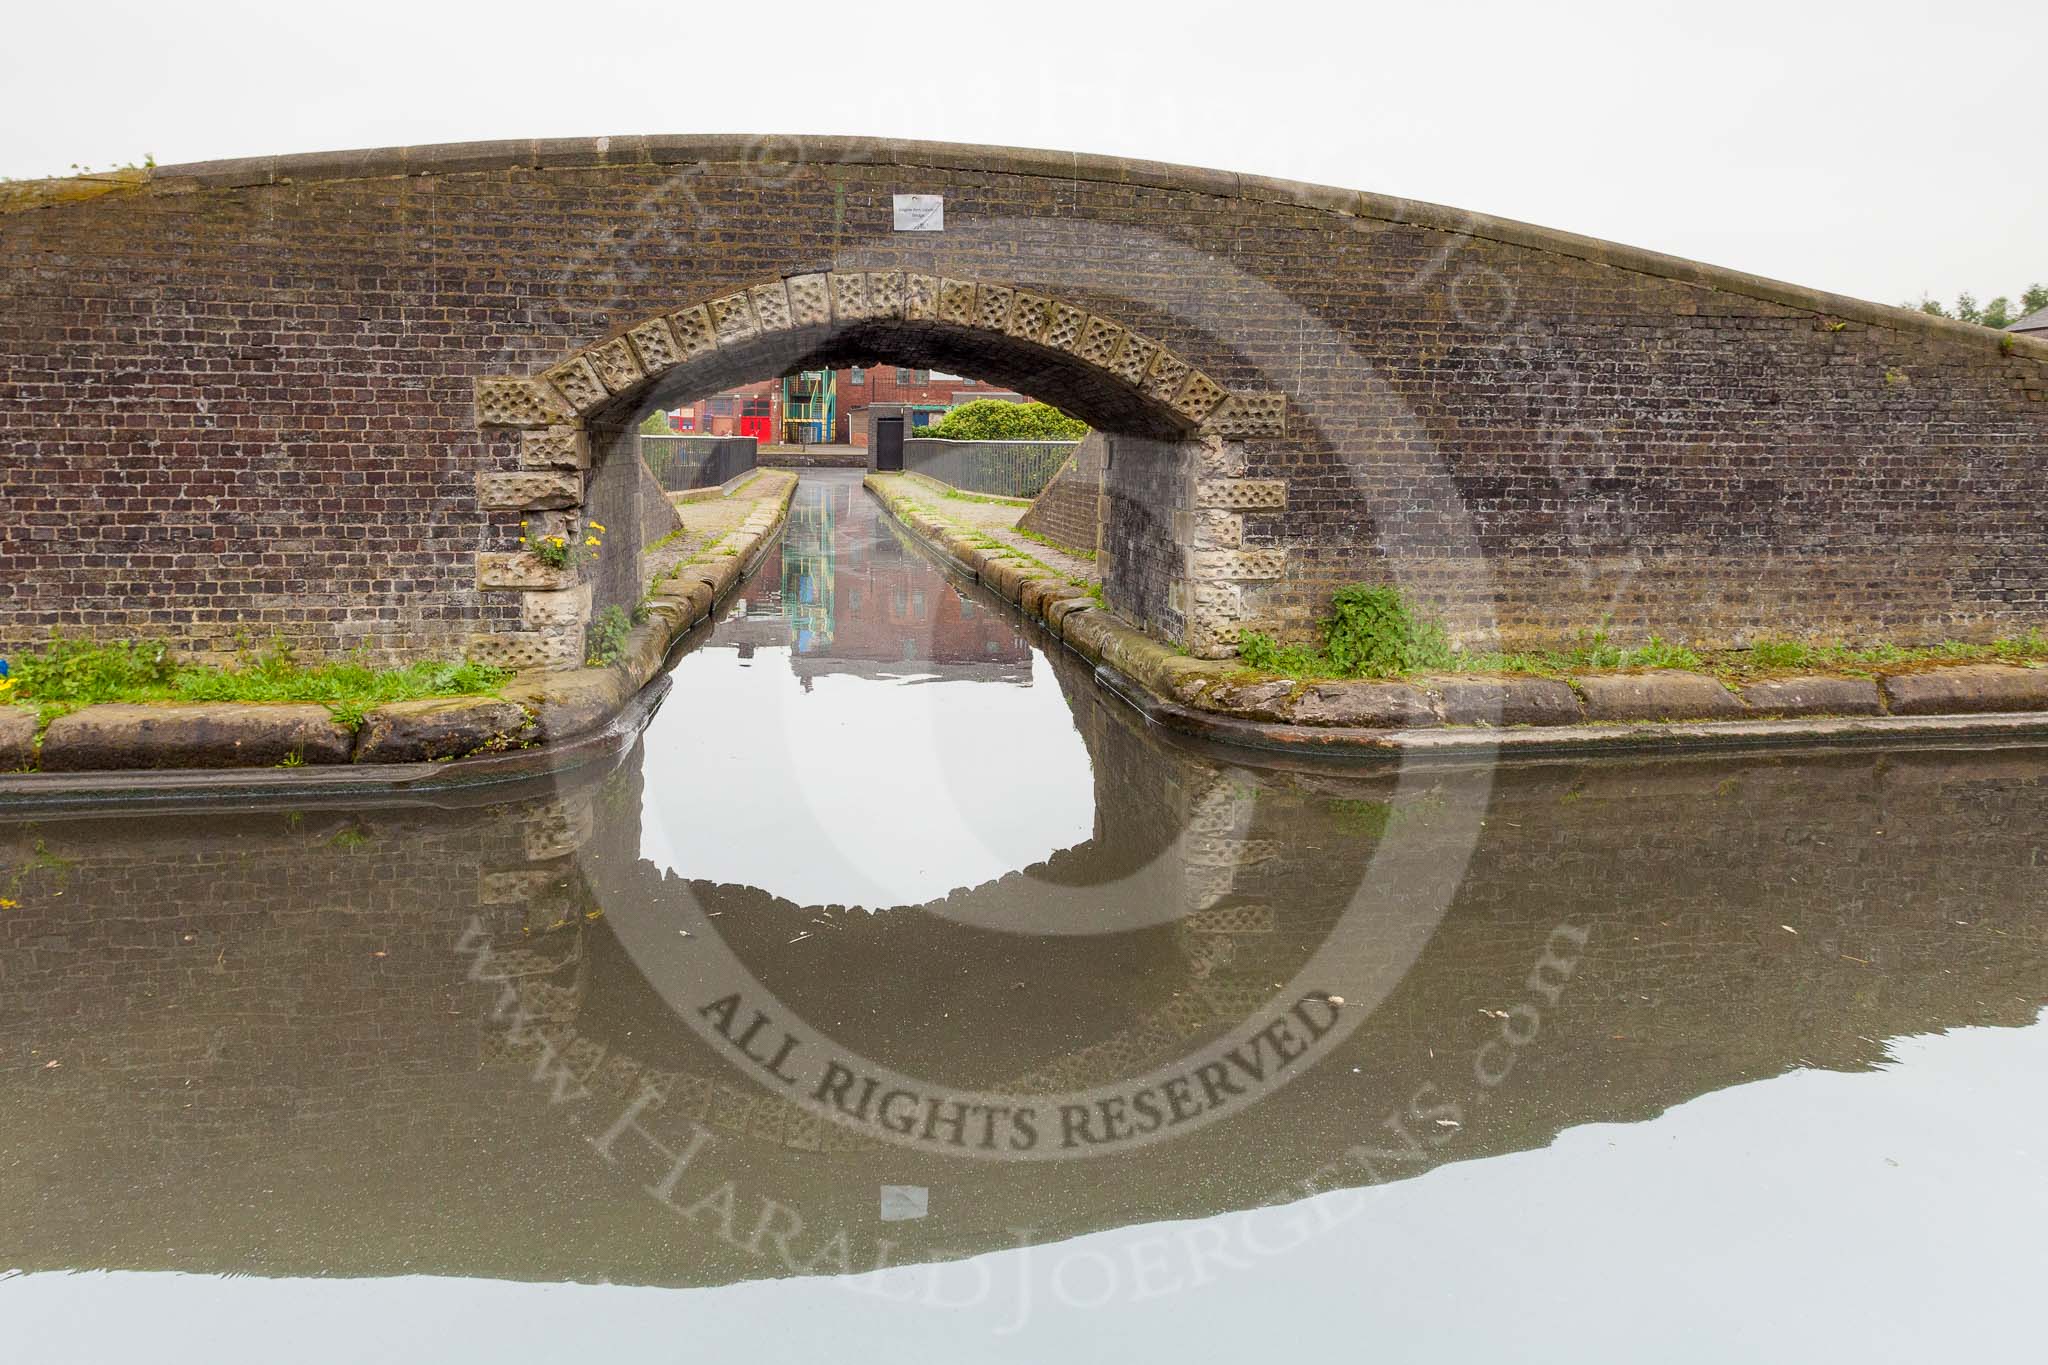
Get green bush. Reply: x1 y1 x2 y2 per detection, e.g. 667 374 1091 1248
1322 585 1454 676
1236 586 1452 679
921 400 1087 442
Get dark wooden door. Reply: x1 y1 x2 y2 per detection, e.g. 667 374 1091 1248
875 416 905 471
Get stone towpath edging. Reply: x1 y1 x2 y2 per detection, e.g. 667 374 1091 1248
2 473 799 776
863 474 2048 756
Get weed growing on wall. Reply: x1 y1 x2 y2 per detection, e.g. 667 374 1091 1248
1238 589 2048 681
585 606 635 667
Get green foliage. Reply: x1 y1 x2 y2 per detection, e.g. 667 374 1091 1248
1320 585 1455 676
1238 586 1453 678
921 400 1087 442
9 637 178 700
1 636 512 724
1908 282 2045 329
639 410 677 435
586 605 634 667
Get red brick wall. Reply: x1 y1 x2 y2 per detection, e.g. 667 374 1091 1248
835 366 1009 443
2 137 2042 663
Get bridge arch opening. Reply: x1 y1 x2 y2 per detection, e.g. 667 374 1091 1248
476 272 1286 668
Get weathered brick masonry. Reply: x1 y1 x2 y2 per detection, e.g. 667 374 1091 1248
2 136 2041 664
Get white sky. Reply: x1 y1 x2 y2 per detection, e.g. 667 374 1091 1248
1 0 2040 310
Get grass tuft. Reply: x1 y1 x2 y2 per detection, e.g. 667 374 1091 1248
2 637 512 727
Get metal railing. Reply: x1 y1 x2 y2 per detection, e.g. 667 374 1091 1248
899 438 1079 499
639 435 759 491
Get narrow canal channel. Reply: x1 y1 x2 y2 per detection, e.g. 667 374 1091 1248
3 472 2044 1362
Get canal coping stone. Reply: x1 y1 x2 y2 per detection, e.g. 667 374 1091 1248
861 471 2048 751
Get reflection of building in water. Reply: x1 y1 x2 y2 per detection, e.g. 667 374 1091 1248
774 478 1033 685
780 487 835 654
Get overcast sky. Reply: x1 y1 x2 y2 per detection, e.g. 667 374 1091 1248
2 0 2039 311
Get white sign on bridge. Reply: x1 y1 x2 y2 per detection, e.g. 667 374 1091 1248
892 194 944 232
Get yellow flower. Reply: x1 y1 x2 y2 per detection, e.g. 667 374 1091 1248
589 522 606 532
584 537 600 546
0 898 17 910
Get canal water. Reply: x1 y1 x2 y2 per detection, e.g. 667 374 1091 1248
3 471 2043 1362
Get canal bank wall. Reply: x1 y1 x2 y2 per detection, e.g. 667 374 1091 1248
864 474 2048 758
0 475 799 782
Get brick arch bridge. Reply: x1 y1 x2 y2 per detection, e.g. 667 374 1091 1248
2 135 2042 669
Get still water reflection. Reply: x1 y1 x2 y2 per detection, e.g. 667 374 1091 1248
2 473 2043 1362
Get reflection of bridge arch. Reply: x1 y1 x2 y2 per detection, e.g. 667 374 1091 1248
481 639 1319 1153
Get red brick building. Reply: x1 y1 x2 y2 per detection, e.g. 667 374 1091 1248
833 367 1022 444
651 368 1028 445
655 378 780 439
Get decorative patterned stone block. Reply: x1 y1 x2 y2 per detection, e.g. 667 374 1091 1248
467 630 580 670
1143 350 1192 403
1184 904 1277 935
544 356 608 414
1043 301 1088 352
708 291 758 343
1182 836 1281 867
1195 479 1286 510
476 552 576 591
585 336 644 392
521 581 592 628
1006 290 1052 343
1111 334 1160 386
1191 549 1285 580
478 470 582 510
973 283 1013 330
749 280 793 332
519 426 591 470
1075 316 1127 367
479 869 560 904
1193 508 1242 548
475 376 569 428
626 317 681 372
865 271 905 319
1203 391 1287 436
669 304 719 358
1184 620 1243 659
903 273 941 320
1172 371 1228 423
519 794 596 859
785 273 832 326
1191 579 1244 613
937 277 976 325
1195 434 1247 478
829 271 870 320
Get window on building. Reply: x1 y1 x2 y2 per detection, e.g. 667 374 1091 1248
896 367 918 384
848 366 864 386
